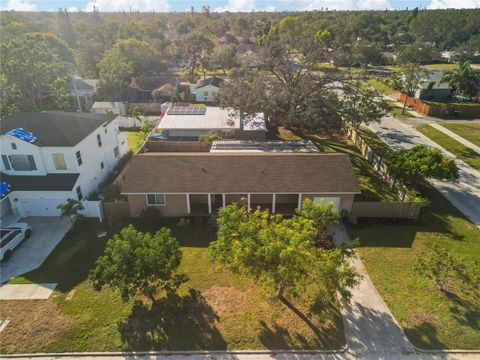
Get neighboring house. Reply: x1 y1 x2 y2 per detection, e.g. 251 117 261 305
91 102 127 116
66 78 99 111
414 70 452 100
120 152 361 217
127 75 178 103
189 76 225 103
152 106 266 141
0 112 128 218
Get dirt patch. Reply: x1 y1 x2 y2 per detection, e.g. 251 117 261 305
0 299 75 353
202 285 247 316
410 310 436 325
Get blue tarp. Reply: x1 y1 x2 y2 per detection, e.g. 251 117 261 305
8 128 37 143
149 132 167 140
0 182 11 198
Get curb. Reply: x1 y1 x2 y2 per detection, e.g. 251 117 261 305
0 347 348 358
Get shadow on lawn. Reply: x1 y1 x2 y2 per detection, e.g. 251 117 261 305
118 289 226 351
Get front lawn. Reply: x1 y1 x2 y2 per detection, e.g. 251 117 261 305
387 101 415 118
440 123 480 147
416 124 480 171
350 185 480 349
367 79 397 95
1 219 344 353
348 129 480 349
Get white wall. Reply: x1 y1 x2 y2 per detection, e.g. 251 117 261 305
0 135 47 175
194 85 219 103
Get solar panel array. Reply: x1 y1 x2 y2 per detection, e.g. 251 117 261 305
211 140 319 153
167 106 207 115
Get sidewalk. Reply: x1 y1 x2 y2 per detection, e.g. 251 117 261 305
428 123 480 154
0 283 57 300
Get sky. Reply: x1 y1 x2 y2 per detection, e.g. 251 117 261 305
0 0 478 12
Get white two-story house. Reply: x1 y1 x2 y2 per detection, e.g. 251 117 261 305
0 112 128 218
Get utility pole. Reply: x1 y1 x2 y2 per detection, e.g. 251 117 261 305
69 64 82 112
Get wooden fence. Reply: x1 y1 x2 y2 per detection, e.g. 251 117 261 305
346 127 410 201
103 201 130 219
399 94 480 117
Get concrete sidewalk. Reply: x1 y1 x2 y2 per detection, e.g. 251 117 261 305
0 283 57 300
429 123 480 154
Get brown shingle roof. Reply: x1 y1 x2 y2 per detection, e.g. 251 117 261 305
121 153 361 194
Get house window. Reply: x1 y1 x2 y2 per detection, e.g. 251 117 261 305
100 161 104 169
76 186 83 200
11 143 17 150
76 151 82 166
8 155 36 171
104 128 108 134
2 155 11 170
146 194 166 206
204 91 209 96
52 153 67 170
114 146 119 158
97 134 102 147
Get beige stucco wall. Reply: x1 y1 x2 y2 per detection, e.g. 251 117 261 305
128 192 356 217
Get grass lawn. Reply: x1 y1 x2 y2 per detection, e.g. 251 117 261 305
440 123 480 147
350 185 480 349
387 101 415 118
416 124 480 171
348 129 480 349
126 131 142 153
274 127 397 202
1 219 344 353
367 79 397 95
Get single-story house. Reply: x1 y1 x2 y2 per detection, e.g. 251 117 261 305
121 152 361 217
152 106 266 141
414 70 452 100
189 76 225 103
66 78 99 112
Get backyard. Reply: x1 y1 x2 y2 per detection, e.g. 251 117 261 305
0 218 344 353
416 124 480 171
348 129 480 349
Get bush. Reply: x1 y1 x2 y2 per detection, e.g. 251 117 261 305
139 207 162 226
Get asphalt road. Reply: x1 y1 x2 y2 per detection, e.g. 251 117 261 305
368 115 480 227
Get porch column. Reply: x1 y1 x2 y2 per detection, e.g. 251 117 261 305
297 193 302 210
207 193 212 214
247 193 251 211
186 193 191 214
272 193 276 214
222 193 226 209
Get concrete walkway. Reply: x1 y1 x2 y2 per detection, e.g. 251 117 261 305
429 123 480 154
0 283 57 300
368 116 480 227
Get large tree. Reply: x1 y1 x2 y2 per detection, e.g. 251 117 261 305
219 16 387 132
209 200 358 310
0 33 74 116
173 32 213 82
90 225 188 302
97 39 167 101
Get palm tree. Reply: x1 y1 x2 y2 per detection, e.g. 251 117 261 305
442 62 480 98
57 199 85 224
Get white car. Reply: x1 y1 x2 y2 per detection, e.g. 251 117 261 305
0 223 32 261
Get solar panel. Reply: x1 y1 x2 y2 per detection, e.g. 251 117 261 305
167 106 206 115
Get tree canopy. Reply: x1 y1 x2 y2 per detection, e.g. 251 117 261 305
89 225 188 302
209 200 358 310
389 145 459 185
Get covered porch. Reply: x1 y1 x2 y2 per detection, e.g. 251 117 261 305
187 193 303 216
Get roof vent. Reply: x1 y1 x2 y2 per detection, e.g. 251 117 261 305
202 168 207 173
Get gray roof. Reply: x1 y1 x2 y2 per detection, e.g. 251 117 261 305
210 140 319 152
1 172 79 191
196 76 225 89
1 112 117 147
121 152 361 194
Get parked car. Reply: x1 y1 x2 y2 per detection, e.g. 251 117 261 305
0 223 32 261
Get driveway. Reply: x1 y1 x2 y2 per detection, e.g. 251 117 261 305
368 115 480 227
0 217 71 283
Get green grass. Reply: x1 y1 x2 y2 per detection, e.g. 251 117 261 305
416 124 480 171
367 79 397 95
1 219 344 353
126 131 142 153
388 101 416 118
422 100 480 107
351 185 480 349
440 123 480 147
